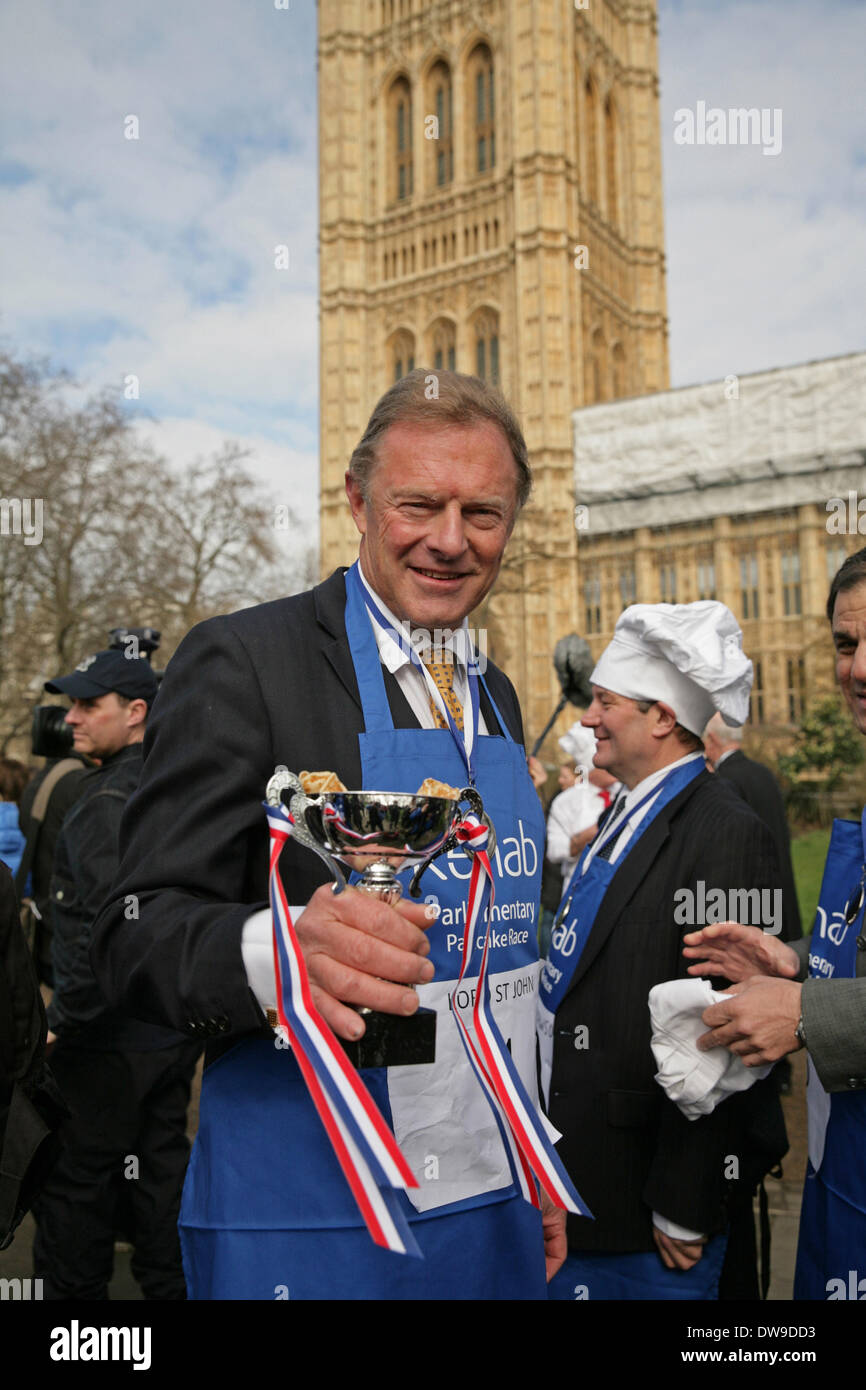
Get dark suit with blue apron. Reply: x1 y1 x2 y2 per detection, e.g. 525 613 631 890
179 565 549 1298
539 759 729 1300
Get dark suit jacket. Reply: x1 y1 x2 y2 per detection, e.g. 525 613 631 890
547 770 784 1252
48 745 183 1051
715 749 801 942
90 570 524 1051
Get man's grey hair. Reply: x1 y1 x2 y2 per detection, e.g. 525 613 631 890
704 713 743 743
347 368 532 510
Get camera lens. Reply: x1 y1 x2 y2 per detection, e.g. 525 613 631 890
31 705 75 759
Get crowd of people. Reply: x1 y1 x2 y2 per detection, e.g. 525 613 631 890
0 652 198 1297
1 368 863 1302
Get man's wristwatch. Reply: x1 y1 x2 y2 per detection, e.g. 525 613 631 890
794 1013 807 1050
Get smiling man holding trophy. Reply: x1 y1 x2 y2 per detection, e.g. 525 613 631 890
91 369 587 1300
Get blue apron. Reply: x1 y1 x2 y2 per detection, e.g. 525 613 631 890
538 757 705 1099
180 572 548 1299
539 757 728 1300
794 809 866 1300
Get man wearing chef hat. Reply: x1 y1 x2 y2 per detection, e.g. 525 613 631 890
539 599 786 1299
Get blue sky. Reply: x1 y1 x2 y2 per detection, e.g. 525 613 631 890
659 0 865 386
1 0 863 534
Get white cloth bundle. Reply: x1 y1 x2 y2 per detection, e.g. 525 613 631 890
649 978 772 1120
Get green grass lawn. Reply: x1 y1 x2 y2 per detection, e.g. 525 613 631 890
791 828 831 935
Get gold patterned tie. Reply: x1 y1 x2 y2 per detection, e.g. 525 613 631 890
422 659 464 732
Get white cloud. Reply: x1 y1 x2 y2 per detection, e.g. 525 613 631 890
86 290 318 420
659 0 866 385
0 0 318 433
133 415 319 533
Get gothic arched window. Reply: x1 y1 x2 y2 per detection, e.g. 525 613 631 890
427 61 453 189
390 329 416 383
430 318 457 372
611 341 625 398
605 95 618 225
472 308 499 386
389 76 413 203
587 326 606 403
468 44 495 176
584 76 599 206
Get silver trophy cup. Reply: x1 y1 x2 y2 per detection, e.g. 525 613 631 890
265 767 496 1068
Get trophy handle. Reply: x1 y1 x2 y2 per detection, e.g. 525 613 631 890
265 765 349 894
265 765 300 807
408 786 497 898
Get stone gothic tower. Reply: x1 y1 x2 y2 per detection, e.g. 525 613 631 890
318 0 669 747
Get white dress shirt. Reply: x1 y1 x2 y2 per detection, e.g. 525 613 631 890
355 560 488 736
579 751 705 874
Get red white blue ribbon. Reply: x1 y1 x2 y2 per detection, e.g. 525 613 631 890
264 802 422 1257
264 800 589 1257
449 814 593 1219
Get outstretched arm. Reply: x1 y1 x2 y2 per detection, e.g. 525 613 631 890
682 920 800 982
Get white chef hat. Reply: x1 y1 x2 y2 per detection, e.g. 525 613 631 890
558 722 597 767
590 601 753 736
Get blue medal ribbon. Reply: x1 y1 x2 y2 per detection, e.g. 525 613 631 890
348 561 482 786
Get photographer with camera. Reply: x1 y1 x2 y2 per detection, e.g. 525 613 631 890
31 645 200 1300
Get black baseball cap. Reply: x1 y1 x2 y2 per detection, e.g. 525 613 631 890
45 649 159 703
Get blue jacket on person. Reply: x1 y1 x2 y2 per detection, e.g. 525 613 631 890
0 801 26 886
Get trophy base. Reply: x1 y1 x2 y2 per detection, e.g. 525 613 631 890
340 1007 437 1069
